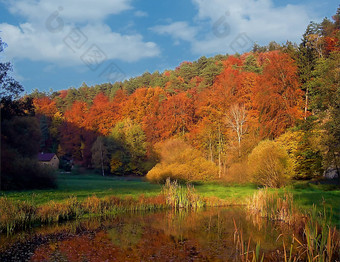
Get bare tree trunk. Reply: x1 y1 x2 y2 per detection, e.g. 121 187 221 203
332 150 340 185
218 124 222 179
304 87 309 120
222 158 227 176
226 104 247 159
209 134 213 162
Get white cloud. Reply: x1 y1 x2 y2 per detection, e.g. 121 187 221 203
1 0 160 65
190 0 312 54
150 22 198 42
0 22 159 64
150 0 313 55
134 10 148 17
6 0 132 23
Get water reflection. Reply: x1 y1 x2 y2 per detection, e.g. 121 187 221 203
0 208 294 261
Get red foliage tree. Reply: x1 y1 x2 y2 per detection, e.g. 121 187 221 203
253 51 304 138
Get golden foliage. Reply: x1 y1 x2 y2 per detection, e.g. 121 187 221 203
223 161 250 184
110 156 123 173
146 139 218 182
248 140 294 188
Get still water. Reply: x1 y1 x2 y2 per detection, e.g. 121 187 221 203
0 208 294 261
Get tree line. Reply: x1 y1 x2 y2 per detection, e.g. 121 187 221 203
1 8 339 189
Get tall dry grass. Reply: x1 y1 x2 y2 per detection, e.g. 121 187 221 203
247 188 296 224
162 178 204 209
245 189 339 261
0 194 167 234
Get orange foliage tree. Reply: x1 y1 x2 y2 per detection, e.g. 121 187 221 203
86 93 118 135
254 51 304 138
33 97 58 117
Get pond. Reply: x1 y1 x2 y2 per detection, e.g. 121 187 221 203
0 207 295 261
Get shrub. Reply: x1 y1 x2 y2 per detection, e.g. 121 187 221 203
223 161 250 184
146 139 218 183
248 140 294 188
1 116 57 190
1 156 57 190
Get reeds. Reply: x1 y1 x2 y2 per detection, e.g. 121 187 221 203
1 178 225 234
0 194 167 234
298 205 339 262
247 188 296 224
0 197 36 233
162 178 204 209
245 189 340 261
233 218 264 262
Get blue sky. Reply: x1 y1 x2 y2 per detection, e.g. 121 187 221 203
0 0 338 93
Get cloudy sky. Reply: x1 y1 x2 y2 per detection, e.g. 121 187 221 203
0 0 338 93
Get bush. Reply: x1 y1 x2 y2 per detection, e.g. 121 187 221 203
248 140 294 188
1 156 57 190
223 161 250 184
146 139 218 183
1 116 57 190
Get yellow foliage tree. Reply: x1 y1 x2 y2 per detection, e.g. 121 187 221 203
275 130 302 176
248 140 294 188
146 139 218 182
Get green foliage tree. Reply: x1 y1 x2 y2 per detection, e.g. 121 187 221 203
200 62 223 86
276 128 323 180
243 55 262 73
298 23 319 119
91 136 110 176
109 119 148 175
1 117 56 190
310 52 340 180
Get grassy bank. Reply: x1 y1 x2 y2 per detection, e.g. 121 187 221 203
0 178 229 234
1 173 339 261
0 173 261 205
1 173 162 205
1 172 339 226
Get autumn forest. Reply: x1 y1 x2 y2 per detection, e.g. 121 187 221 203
1 4 340 261
1 9 339 190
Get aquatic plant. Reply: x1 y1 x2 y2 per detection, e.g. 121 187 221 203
0 197 36 233
246 189 340 261
162 178 204 209
297 205 339 262
233 218 264 262
37 196 83 224
0 194 167 234
247 188 296 224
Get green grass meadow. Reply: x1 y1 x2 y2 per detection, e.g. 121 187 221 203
1 173 161 205
1 172 339 226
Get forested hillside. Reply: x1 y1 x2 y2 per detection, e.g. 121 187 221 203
2 9 339 188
